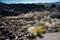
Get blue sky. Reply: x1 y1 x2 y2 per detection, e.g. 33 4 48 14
0 0 60 4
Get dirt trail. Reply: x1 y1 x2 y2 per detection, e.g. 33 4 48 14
36 32 60 40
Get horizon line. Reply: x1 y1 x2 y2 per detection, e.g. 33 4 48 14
0 1 60 4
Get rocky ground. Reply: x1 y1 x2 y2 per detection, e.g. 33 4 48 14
0 2 60 40
0 12 60 40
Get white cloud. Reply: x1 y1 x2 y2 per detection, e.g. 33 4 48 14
1 0 59 3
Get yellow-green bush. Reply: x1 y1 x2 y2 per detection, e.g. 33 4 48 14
27 26 43 36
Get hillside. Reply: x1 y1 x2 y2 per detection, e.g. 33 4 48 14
0 2 60 16
0 2 60 40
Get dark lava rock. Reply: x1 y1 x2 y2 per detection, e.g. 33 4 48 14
0 31 2 36
21 29 25 32
51 13 60 19
18 35 21 38
8 35 15 39
7 32 13 35
20 38 23 40
1 29 9 35
0 27 4 31
39 35 44 38
0 38 5 40
0 36 6 40
55 29 59 32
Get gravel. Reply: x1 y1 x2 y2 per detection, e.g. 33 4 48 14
0 13 60 40
36 32 60 40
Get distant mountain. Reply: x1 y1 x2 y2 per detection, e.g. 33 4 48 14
52 2 60 4
34 2 60 4
35 2 60 5
0 2 60 4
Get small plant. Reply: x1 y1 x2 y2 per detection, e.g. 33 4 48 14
27 26 43 37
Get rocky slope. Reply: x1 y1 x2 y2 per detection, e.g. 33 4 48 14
0 2 60 40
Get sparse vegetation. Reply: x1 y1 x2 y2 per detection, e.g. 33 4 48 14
0 2 60 40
